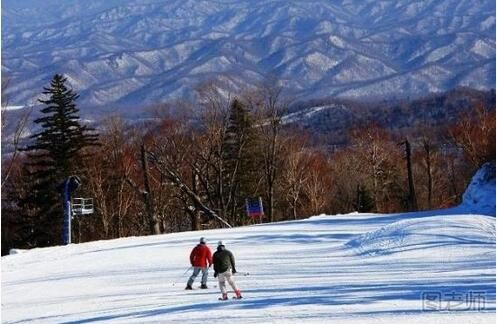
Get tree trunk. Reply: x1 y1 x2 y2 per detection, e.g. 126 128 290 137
150 152 232 228
140 144 161 235
423 141 433 209
191 168 201 231
268 186 274 223
403 139 418 211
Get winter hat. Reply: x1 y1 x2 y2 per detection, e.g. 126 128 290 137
200 237 206 244
217 240 224 247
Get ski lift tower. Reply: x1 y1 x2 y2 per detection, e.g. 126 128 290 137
62 176 94 245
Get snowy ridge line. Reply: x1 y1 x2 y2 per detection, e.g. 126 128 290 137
280 104 346 124
2 0 495 107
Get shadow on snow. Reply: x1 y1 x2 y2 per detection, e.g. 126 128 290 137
57 278 495 323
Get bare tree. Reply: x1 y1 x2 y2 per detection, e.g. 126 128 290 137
195 83 262 226
195 83 233 221
246 77 289 222
149 148 232 229
449 102 496 169
85 116 135 238
148 113 232 229
303 153 331 216
125 143 161 235
349 125 403 212
418 134 435 209
327 149 363 213
1 77 32 187
281 134 312 219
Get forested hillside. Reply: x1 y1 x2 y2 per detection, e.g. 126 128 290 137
2 78 494 254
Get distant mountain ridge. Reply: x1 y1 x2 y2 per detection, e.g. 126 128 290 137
280 87 496 145
2 0 495 108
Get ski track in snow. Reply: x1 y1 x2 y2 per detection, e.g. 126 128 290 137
1 209 495 323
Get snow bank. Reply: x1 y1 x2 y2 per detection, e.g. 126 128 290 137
460 162 496 216
8 249 29 255
346 163 495 255
346 215 495 256
346 163 496 257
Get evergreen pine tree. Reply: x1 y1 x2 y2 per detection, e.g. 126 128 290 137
19 74 98 247
222 99 262 224
355 184 375 213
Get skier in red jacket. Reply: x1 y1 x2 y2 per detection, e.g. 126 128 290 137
186 237 213 289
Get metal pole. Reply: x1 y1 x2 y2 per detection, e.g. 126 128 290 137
259 196 264 224
63 180 71 245
172 266 193 286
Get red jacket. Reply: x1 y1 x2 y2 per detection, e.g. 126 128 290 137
190 243 213 268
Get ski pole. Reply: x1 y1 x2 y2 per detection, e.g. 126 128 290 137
172 266 192 287
235 271 250 276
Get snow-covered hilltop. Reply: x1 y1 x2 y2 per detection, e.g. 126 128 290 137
2 0 495 107
1 165 495 323
461 162 496 216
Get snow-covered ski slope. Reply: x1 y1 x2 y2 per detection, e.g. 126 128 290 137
2 165 496 323
2 211 495 323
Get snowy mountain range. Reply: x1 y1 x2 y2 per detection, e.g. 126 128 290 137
2 0 495 108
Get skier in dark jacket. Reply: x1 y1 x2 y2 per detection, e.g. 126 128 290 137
186 237 212 290
213 241 242 300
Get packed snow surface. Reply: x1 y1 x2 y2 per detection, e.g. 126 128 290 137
2 210 495 323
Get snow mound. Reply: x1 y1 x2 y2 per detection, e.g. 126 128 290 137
346 215 495 256
460 162 496 216
346 163 496 256
8 249 29 255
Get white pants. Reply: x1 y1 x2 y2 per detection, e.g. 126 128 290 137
218 269 238 294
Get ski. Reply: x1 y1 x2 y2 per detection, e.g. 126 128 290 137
185 285 217 290
217 297 243 301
